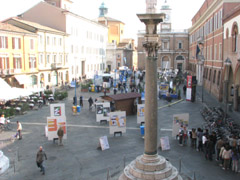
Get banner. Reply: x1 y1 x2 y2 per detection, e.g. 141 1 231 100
172 113 189 137
47 116 67 140
109 111 126 135
50 104 65 117
99 136 110 151
96 102 110 122
137 104 145 124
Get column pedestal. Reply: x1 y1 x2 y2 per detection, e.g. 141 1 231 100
119 154 182 180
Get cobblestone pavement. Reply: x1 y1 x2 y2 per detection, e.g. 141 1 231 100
0 85 239 180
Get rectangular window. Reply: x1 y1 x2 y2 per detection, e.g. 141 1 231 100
53 55 57 63
0 36 8 49
59 55 62 63
47 36 50 45
13 57 22 69
47 55 50 64
29 57 36 69
0 57 10 69
65 55 68 64
59 38 62 46
53 37 56 46
214 44 217 60
39 54 43 64
12 37 21 49
39 35 43 45
178 42 182 49
219 43 222 60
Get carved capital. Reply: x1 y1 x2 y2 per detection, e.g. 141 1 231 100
143 42 159 60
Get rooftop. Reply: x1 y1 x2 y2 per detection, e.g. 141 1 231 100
105 92 141 101
0 22 34 35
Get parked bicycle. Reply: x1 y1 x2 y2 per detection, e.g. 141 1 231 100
0 119 13 132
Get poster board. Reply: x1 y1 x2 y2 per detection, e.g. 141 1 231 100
172 113 189 137
186 76 192 101
109 111 126 135
96 102 110 122
137 104 145 124
99 136 110 151
50 104 66 117
160 136 170 151
47 116 67 140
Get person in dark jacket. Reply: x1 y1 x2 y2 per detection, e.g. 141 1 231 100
79 96 83 107
57 126 64 146
36 146 47 175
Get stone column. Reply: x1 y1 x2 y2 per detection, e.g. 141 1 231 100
234 85 239 111
144 44 158 155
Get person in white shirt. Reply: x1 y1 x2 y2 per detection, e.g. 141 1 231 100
0 114 5 125
17 121 22 140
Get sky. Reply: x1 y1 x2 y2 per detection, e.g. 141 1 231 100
0 0 205 40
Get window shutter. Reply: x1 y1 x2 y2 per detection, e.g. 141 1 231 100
5 37 8 48
34 58 36 68
12 37 15 49
13 58 16 69
19 38 21 49
29 57 31 69
20 58 22 68
7 57 9 69
0 37 2 48
0 57 2 69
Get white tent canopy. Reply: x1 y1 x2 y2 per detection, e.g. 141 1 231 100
0 78 11 88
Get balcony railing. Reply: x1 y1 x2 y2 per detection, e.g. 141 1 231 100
51 62 62 69
0 69 14 76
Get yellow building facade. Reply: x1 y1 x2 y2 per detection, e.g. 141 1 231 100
0 23 38 88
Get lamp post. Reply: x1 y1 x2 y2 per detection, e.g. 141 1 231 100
74 59 77 106
224 57 232 121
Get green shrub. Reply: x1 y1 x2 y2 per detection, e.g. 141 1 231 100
54 91 68 100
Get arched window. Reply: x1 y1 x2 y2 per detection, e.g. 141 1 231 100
213 70 216 83
232 23 238 52
176 55 184 60
217 71 221 86
209 69 212 81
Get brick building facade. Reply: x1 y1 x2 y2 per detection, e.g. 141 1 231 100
137 1 189 72
188 0 240 101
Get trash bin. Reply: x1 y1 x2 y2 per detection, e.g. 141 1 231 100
91 84 95 92
77 105 81 113
140 126 145 136
72 106 77 113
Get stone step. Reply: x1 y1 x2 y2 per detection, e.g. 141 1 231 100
129 160 173 179
165 166 179 180
135 155 166 172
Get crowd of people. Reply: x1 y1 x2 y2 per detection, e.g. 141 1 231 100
178 126 240 173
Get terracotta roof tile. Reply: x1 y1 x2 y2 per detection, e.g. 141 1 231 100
0 22 34 34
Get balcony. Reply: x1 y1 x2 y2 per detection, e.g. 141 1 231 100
0 69 14 76
51 62 62 70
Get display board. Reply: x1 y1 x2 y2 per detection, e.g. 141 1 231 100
186 76 192 101
172 113 189 137
99 136 110 151
160 136 170 151
47 116 67 140
96 102 110 122
109 111 126 135
50 104 65 117
137 104 145 124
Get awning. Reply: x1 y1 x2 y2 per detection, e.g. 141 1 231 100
0 78 11 88
15 75 29 85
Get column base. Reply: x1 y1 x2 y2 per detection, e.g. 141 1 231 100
119 154 182 180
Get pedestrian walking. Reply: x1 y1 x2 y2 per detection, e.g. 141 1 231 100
16 121 22 140
88 97 93 110
36 146 47 175
197 128 203 152
183 85 186 96
79 96 83 107
57 126 64 146
113 88 117 95
231 148 239 172
222 145 232 170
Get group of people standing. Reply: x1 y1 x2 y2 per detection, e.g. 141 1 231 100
178 127 240 173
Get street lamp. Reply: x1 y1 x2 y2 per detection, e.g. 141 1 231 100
224 57 232 121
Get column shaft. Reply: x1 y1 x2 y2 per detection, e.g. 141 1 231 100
144 57 158 155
